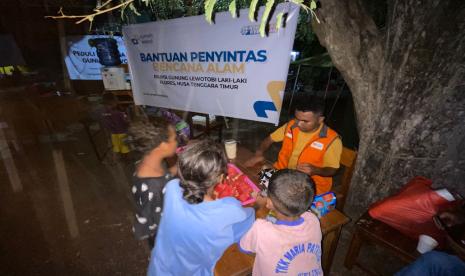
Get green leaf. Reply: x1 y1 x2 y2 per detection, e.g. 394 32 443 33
129 3 141 16
205 0 217 24
248 0 259 22
275 12 284 31
290 0 310 13
229 0 237 18
311 10 320 23
310 0 317 10
120 3 128 20
259 0 275 37
204 0 211 15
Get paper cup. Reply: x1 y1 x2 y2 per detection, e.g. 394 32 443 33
224 139 237 160
417 234 438 254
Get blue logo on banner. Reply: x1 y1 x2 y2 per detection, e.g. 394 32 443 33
253 101 277 118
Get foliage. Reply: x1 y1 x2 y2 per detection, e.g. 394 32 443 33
293 9 319 58
229 0 237 18
48 0 320 55
259 0 274 36
48 0 318 38
132 0 186 20
142 0 318 36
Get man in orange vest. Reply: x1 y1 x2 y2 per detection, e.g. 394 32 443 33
245 95 342 195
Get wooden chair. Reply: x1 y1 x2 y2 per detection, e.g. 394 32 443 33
344 212 419 275
332 147 357 210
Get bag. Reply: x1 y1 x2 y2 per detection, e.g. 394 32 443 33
368 176 456 246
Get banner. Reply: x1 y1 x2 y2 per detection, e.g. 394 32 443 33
123 3 298 124
64 35 127 80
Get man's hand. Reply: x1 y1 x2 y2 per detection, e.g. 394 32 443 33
245 155 265 168
296 163 315 175
297 163 339 177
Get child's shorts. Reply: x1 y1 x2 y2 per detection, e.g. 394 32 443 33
111 133 130 154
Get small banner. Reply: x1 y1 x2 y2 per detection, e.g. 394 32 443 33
64 35 127 80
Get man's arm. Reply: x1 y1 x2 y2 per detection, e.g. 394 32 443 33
296 163 338 177
297 137 342 177
244 136 274 167
255 136 274 157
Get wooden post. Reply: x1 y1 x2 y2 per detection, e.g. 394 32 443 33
57 21 74 94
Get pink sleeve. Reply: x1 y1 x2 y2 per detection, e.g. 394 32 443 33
238 220 262 254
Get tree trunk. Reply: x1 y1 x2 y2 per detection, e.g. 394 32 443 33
312 0 465 217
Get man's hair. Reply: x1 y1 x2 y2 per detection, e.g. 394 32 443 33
268 169 315 217
295 94 325 116
127 118 172 154
178 139 228 204
102 92 117 106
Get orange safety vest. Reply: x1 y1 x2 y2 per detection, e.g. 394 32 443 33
273 120 339 195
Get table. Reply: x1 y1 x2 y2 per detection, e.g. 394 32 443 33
214 146 350 275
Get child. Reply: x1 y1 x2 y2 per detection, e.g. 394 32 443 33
147 140 255 276
239 169 323 276
142 106 191 146
126 119 178 248
100 92 130 162
158 107 191 146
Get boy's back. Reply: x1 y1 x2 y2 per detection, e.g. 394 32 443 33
240 169 322 276
240 211 322 276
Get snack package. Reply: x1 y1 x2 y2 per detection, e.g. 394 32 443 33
257 168 277 197
214 164 260 205
311 192 337 218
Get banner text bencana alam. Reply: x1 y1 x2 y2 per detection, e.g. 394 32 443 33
139 49 267 74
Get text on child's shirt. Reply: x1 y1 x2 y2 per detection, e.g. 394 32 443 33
274 242 322 275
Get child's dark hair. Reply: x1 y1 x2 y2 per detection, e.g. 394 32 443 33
268 169 315 217
178 139 228 204
102 92 117 106
127 118 172 154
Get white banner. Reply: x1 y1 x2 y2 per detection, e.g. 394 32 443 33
64 35 127 80
123 3 298 124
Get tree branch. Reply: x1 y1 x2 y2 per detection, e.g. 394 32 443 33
94 0 114 12
44 0 135 24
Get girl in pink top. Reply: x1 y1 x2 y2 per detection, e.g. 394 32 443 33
240 169 323 276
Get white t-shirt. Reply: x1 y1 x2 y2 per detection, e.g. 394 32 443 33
239 211 323 276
